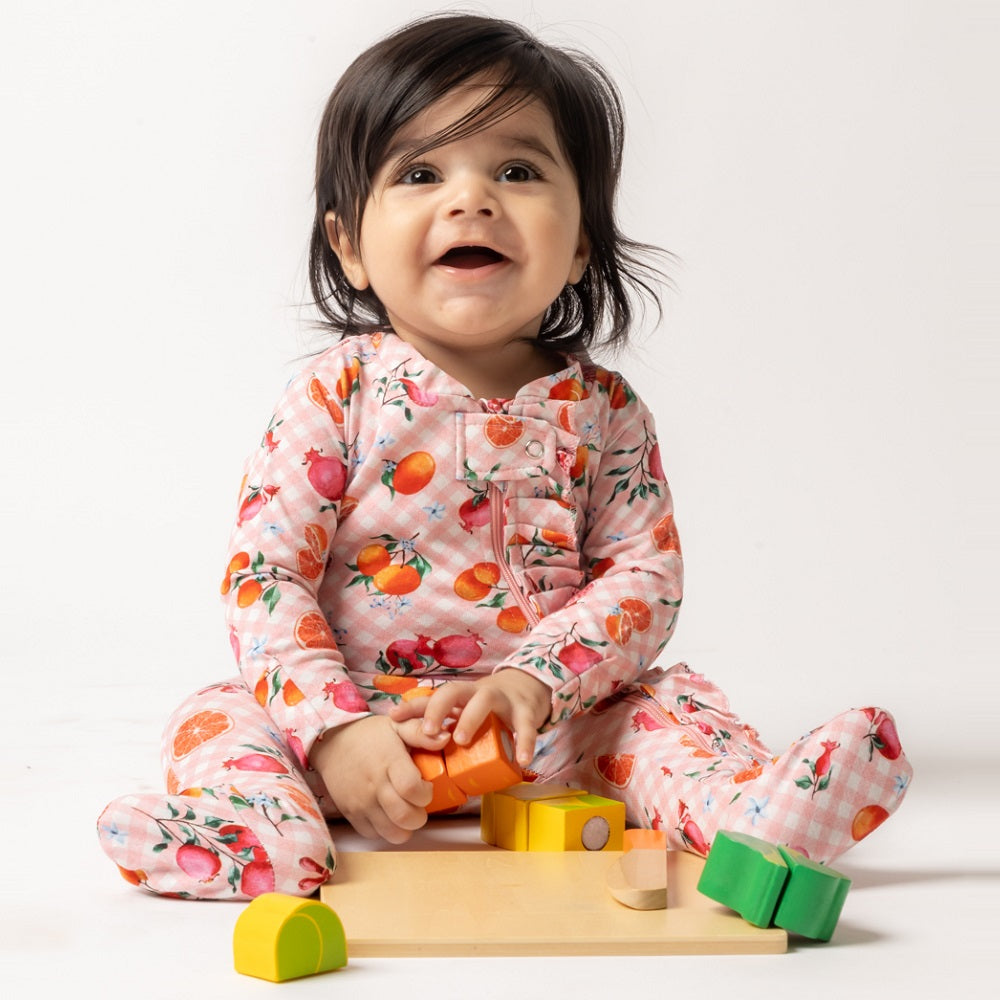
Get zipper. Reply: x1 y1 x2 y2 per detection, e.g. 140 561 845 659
488 480 540 629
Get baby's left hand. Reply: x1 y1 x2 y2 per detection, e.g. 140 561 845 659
389 670 550 767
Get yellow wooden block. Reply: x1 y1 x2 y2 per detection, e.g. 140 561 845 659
233 892 347 982
527 794 626 852
480 782 585 849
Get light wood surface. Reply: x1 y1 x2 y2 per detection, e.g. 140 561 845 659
605 848 668 910
319 848 787 956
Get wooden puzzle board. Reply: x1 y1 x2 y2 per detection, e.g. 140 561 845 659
320 849 787 956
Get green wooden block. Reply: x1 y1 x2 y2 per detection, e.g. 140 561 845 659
696 830 788 927
774 846 851 942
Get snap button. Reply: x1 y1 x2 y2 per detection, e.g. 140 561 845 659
524 439 544 458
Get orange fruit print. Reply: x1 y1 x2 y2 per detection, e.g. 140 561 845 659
484 414 524 448
557 402 574 432
373 564 421 595
392 451 436 494
293 610 337 650
303 523 328 557
619 597 652 632
851 804 889 841
295 522 329 580
605 611 634 646
306 375 344 425
296 548 324 580
454 568 490 601
549 377 586 400
595 752 636 788
373 675 420 695
651 513 680 553
171 710 234 761
496 605 528 633
357 543 392 576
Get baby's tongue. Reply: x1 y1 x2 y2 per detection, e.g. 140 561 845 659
440 246 502 269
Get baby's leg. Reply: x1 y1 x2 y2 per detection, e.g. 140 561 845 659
696 704 912 863
530 663 912 865
97 680 335 900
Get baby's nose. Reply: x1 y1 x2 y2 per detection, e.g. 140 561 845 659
444 174 498 217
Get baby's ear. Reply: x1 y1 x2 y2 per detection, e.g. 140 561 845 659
568 225 591 285
324 211 369 290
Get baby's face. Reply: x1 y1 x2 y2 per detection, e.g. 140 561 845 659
327 82 590 364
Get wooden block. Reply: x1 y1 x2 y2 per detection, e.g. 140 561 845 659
697 831 851 941
320 849 787 955
773 846 851 942
606 848 668 910
481 782 585 849
622 828 668 853
233 893 347 982
411 750 468 814
527 793 625 852
443 713 521 796
696 830 788 928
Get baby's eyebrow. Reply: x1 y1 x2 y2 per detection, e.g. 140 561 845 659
500 132 560 164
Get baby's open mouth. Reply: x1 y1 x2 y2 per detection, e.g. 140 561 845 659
436 246 506 269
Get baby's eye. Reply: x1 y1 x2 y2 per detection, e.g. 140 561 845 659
398 166 439 185
498 163 539 183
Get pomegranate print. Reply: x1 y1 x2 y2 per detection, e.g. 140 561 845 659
240 859 276 897
796 740 840 797
432 633 485 668
398 378 439 408
458 491 490 531
237 484 279 525
283 729 309 771
222 753 289 774
676 801 710 856
176 844 221 882
863 708 903 760
557 640 602 676
324 679 368 713
217 824 262 853
385 635 435 671
303 448 346 501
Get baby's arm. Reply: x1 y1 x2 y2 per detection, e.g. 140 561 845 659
223 352 377 769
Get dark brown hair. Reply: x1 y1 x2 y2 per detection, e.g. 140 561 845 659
308 13 667 355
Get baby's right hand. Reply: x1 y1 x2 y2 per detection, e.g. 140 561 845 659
311 715 450 843
310 715 449 844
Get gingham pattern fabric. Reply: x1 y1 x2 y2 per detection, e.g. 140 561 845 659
97 682 335 900
97 331 910 899
531 662 912 864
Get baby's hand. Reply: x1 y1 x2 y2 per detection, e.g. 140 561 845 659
389 670 550 767
311 715 450 843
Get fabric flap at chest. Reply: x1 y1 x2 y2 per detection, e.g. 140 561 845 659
455 412 559 482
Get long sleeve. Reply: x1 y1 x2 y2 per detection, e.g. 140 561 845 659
221 358 372 763
498 372 683 725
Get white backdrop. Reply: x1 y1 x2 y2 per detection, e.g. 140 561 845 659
2 0 994 778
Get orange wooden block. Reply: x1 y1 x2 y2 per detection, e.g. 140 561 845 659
411 750 468 814
443 713 522 796
623 828 668 853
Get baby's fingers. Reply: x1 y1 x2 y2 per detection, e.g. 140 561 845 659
420 682 476 737
386 755 433 811
391 717 452 752
508 702 540 767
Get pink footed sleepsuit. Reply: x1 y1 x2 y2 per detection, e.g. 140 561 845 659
98 330 911 899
